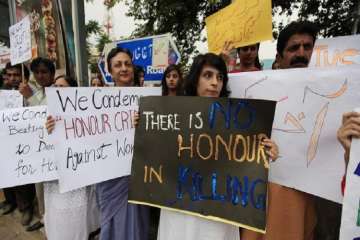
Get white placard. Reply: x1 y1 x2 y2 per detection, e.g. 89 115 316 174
0 106 57 188
9 15 32 65
339 109 360 240
46 87 161 193
0 90 23 110
310 35 360 68
229 65 360 203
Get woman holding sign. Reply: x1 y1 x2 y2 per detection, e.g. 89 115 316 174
221 42 262 73
45 75 99 240
156 53 278 240
96 47 149 240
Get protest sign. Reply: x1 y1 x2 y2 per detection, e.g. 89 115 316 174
310 35 360 68
0 106 57 188
339 109 360 240
129 96 276 233
205 0 272 54
229 65 360 203
0 90 23 110
46 87 161 193
9 15 31 65
98 34 181 85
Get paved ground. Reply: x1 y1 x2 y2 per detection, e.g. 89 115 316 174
0 190 44 240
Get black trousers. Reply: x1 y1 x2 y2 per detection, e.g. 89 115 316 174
3 184 36 212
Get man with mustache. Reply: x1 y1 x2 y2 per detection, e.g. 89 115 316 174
265 21 321 240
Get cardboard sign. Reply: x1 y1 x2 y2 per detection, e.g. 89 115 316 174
229 65 360 203
9 15 32 65
46 87 161 193
339 109 360 240
0 90 23 110
205 0 272 54
310 35 360 68
129 96 276 233
98 34 181 84
0 106 57 188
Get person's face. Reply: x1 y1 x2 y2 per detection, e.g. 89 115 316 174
54 77 70 87
33 63 54 87
110 52 134 87
166 70 180 90
278 33 314 69
238 44 258 66
196 65 224 98
139 72 144 86
91 78 103 87
6 68 22 88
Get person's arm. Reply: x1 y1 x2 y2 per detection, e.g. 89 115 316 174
45 115 56 134
261 138 279 161
19 82 33 99
337 111 360 194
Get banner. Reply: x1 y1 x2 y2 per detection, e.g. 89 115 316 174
129 96 276 233
310 35 360 68
229 65 360 203
9 15 32 65
205 0 272 54
339 109 360 240
0 106 57 188
46 87 161 192
98 34 181 84
0 90 23 110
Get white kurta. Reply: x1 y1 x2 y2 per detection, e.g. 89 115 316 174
44 182 99 240
157 209 240 240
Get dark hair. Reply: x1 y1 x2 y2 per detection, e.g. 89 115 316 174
161 64 183 96
106 47 133 73
30 57 56 75
90 76 105 87
55 75 78 87
184 53 230 97
277 21 319 57
5 62 30 80
237 43 262 70
133 65 144 86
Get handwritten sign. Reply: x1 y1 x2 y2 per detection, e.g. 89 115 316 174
205 0 272 54
310 35 360 68
0 106 57 188
46 87 161 193
0 90 23 110
9 15 32 65
129 96 276 233
339 109 360 240
229 65 360 203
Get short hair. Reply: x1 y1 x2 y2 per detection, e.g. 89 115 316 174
277 21 319 57
30 57 56 75
184 53 230 97
55 75 78 87
161 64 183 96
5 62 30 80
106 47 133 73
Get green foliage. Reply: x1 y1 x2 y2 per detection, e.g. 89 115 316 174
86 0 359 67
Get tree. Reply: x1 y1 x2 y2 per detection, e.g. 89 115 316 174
123 0 359 65
273 0 358 37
